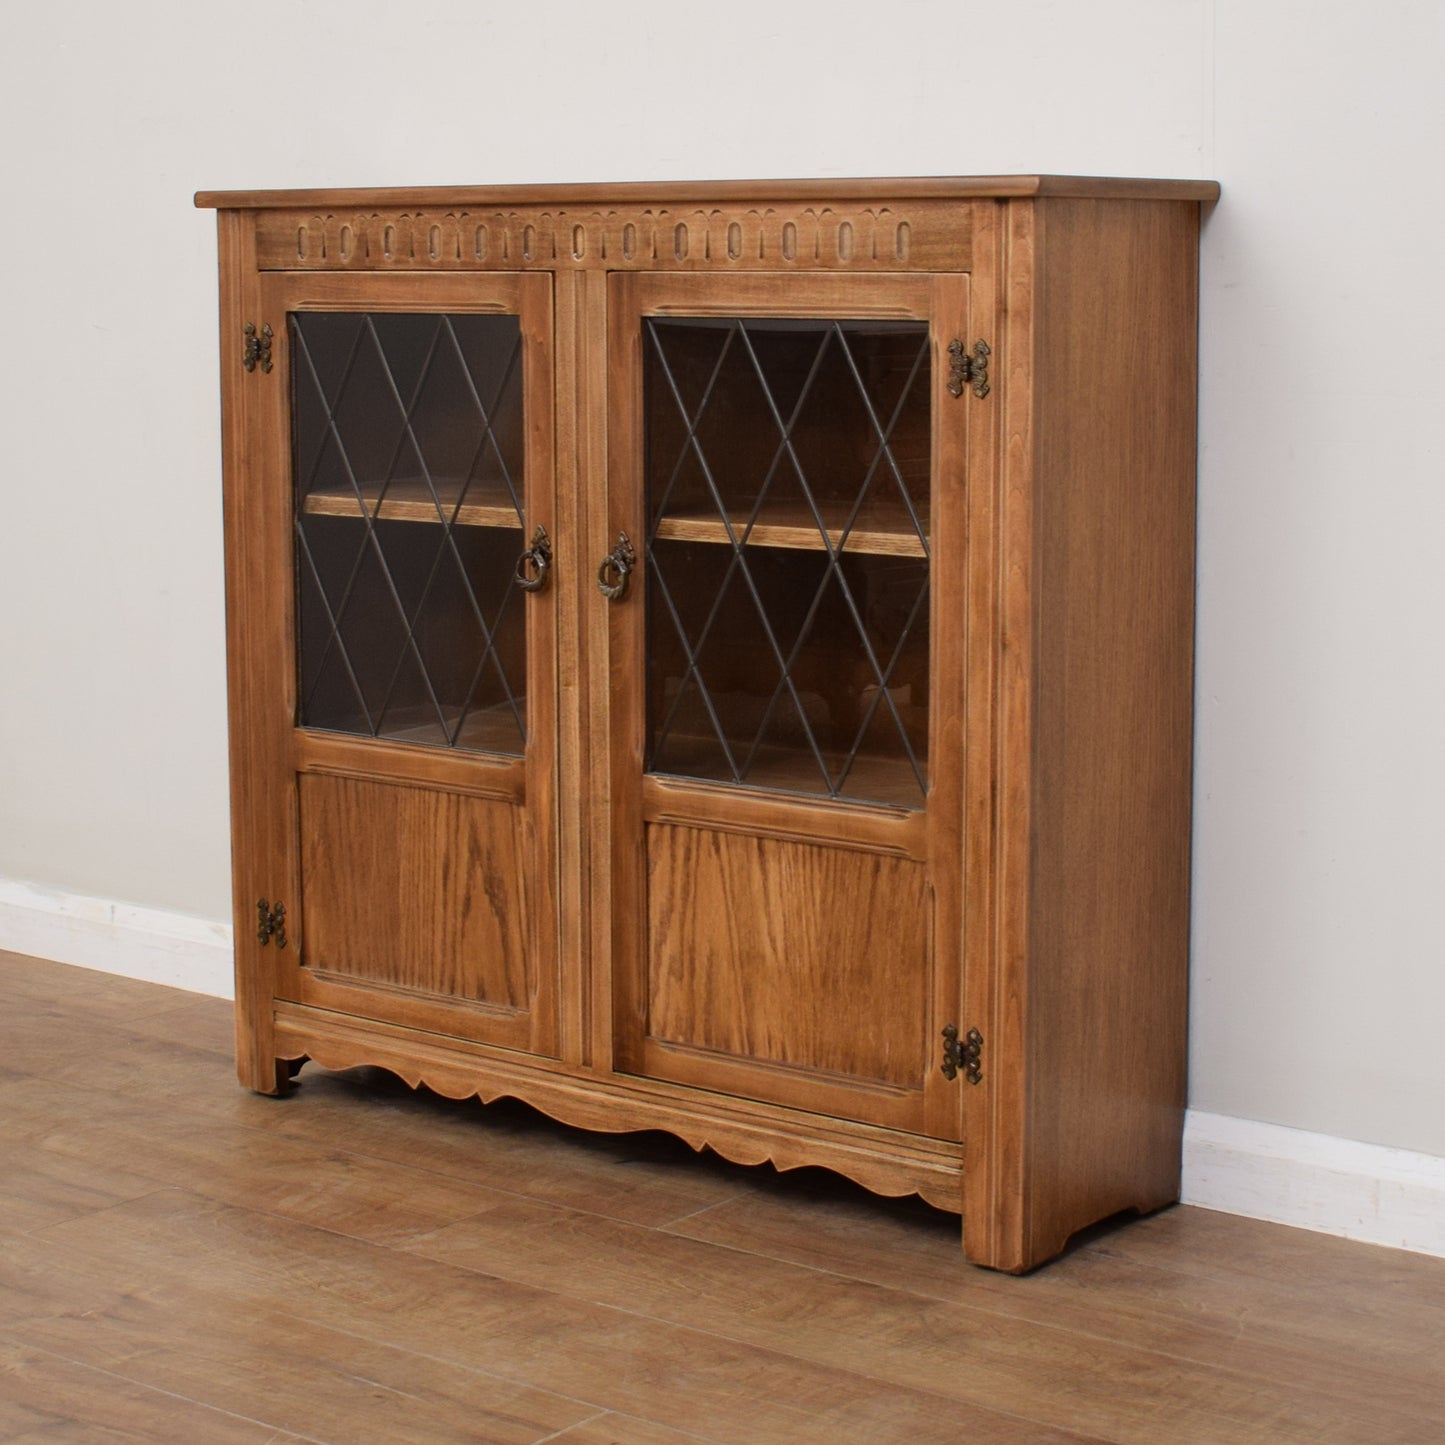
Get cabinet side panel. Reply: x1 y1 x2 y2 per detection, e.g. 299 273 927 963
296 773 531 1010
1026 198 1199 1262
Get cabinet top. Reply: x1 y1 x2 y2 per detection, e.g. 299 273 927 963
194 175 1220 210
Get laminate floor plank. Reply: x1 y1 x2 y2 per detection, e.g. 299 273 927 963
399 1191 1440 1443
249 1069 759 1231
536 1414 723 1444
0 1132 161 1235
4 956 1444 1444
123 990 238 1054
0 1222 142 1333
662 1171 1445 1407
2 1229 596 1445
0 1335 312 1443
31 1189 1090 1444
0 996 182 1079
29 1037 757 1230
1082 1199 1445 1304
0 951 212 1025
21 1088 525 1248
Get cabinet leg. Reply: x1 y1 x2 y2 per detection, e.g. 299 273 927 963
257 1055 308 1096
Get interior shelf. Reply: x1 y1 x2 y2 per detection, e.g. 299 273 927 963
301 476 522 529
301 700 525 756
653 497 927 557
649 735 926 809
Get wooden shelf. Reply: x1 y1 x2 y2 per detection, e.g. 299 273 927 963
303 702 525 757
650 735 926 810
301 476 522 529
653 498 927 558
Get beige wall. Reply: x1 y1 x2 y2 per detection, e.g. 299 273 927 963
1 1 1440 1157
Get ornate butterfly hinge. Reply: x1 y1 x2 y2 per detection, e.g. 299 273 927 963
243 322 274 374
256 898 287 949
941 1024 983 1084
946 338 990 399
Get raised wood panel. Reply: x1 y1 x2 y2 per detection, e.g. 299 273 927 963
644 825 929 1091
254 201 973 273
296 773 531 1011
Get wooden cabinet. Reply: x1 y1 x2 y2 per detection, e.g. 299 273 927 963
197 175 1217 1272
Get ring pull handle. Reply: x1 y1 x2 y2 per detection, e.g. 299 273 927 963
597 531 637 601
514 526 552 593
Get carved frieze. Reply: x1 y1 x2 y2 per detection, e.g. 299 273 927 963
254 201 973 272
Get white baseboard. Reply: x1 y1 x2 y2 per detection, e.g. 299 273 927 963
4 876 1443 1259
0 877 234 999
1182 1110 1445 1259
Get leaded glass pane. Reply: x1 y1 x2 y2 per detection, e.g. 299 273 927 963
291 311 526 754
644 317 931 808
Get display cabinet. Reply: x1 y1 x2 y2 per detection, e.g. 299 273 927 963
197 176 1217 1271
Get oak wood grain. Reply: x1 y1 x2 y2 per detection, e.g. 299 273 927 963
296 771 531 1009
641 774 927 860
645 825 929 1095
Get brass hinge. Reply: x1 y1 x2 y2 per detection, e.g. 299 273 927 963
243 322 274 374
256 898 287 949
941 1024 983 1084
946 338 990 399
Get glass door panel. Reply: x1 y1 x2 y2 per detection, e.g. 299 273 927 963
253 269 557 1059
643 317 931 808
291 311 528 754
606 270 965 1138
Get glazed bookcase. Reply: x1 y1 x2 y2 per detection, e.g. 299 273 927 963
197 175 1217 1271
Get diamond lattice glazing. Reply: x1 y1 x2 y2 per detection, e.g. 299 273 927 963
291 312 528 754
644 317 931 807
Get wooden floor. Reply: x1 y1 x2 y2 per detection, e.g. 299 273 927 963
2 953 1443 1444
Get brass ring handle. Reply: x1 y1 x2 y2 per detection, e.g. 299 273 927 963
596 531 637 601
514 526 552 593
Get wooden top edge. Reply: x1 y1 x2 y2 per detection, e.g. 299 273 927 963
194 175 1221 210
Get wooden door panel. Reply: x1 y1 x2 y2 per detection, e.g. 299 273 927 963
646 825 929 1093
296 773 531 1010
605 270 969 1139
243 269 558 1060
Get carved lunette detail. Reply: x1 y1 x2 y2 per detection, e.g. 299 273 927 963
255 202 972 272
271 1018 963 1211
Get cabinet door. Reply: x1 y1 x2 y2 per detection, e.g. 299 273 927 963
233 272 557 1059
603 272 969 1138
